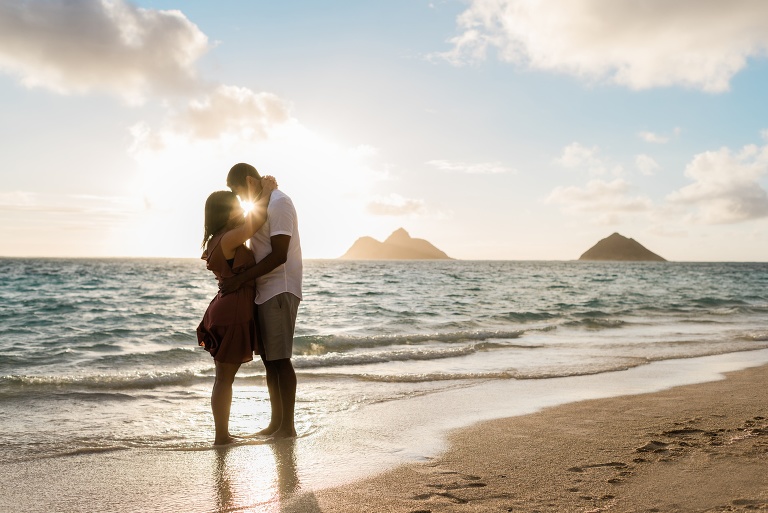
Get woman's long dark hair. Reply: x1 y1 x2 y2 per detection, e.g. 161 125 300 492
202 191 238 249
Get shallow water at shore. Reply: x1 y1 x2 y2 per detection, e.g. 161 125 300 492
4 351 768 513
1 258 767 465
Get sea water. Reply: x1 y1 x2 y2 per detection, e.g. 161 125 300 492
1 258 767 466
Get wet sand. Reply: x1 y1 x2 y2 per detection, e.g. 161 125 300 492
4 356 768 512
312 364 768 512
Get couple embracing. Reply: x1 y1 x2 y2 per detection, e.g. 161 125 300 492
197 163 302 445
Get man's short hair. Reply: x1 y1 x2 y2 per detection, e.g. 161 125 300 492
227 163 261 188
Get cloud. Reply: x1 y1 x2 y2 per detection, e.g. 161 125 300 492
0 2 294 141
549 136 768 229
427 159 514 174
667 144 768 223
635 154 660 176
171 85 291 141
0 0 209 103
440 0 768 92
638 131 669 144
555 143 621 176
367 194 427 216
547 178 653 224
638 127 682 144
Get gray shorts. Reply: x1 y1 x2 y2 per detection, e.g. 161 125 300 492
256 292 300 361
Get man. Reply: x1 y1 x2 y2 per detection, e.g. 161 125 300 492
223 162 302 439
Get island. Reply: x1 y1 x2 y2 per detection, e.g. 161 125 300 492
579 233 666 261
339 228 452 260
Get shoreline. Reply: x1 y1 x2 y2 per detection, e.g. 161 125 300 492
4 350 768 512
312 359 768 512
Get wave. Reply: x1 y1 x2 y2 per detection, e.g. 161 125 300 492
292 329 526 355
493 311 557 323
740 331 768 342
90 347 202 368
691 297 749 307
349 358 650 383
0 369 207 396
563 318 627 329
293 340 538 369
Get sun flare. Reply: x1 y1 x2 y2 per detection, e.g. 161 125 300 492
240 200 254 216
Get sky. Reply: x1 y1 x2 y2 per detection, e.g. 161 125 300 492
1 0 768 261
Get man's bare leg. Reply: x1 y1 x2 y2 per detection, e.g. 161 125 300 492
272 358 297 438
212 360 241 445
258 357 297 438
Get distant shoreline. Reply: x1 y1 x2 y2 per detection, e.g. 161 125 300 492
2 256 768 263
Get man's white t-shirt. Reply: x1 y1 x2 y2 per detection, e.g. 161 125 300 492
249 189 303 305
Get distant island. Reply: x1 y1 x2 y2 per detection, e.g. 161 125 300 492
340 228 452 260
579 233 666 261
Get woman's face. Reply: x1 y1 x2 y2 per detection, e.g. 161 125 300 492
228 199 244 223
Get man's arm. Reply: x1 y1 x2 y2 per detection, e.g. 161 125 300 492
219 234 290 294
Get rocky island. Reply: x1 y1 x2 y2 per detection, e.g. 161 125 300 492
579 233 666 261
340 228 451 260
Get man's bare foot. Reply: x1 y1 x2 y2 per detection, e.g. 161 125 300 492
256 425 279 436
270 427 297 440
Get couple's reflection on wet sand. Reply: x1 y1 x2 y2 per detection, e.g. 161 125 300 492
214 439 321 512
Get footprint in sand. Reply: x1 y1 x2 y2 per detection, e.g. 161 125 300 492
663 428 705 436
412 469 488 505
731 498 765 506
411 491 468 504
427 482 488 491
567 462 628 472
636 440 669 453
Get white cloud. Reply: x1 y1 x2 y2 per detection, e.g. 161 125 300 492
367 194 427 216
638 127 682 144
667 144 768 223
0 2 293 141
556 143 600 168
427 159 514 174
555 143 621 176
0 0 209 103
638 131 669 144
171 85 291 141
440 0 768 92
547 178 653 224
635 154 660 176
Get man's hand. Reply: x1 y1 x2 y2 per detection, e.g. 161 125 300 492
219 274 245 295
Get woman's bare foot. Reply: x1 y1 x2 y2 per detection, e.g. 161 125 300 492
213 434 240 446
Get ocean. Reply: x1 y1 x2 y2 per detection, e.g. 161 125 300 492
1 258 768 470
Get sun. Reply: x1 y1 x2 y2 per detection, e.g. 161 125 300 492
240 199 255 216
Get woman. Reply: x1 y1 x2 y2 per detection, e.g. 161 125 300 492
197 176 277 445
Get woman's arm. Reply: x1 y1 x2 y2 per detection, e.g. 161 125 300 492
220 176 277 257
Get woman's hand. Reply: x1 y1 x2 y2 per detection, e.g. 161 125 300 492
260 175 278 197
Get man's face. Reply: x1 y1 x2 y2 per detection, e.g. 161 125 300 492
228 181 248 202
228 176 261 202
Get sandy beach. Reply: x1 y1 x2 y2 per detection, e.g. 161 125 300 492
312 363 768 513
4 354 768 513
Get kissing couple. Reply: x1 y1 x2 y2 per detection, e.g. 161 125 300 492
197 163 303 445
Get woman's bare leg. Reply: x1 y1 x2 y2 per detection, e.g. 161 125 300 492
212 360 241 445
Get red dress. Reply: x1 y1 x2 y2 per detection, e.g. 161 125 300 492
196 233 258 364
